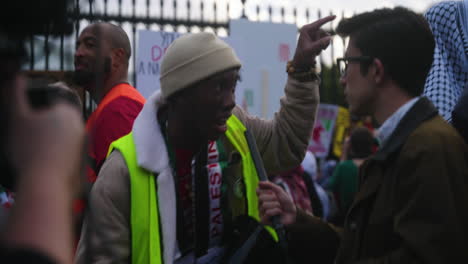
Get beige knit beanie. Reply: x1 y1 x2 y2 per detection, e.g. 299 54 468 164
160 32 242 99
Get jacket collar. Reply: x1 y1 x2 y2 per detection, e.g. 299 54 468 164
372 97 438 161
132 90 170 173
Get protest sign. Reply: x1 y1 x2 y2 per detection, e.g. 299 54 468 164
308 104 339 158
136 30 180 98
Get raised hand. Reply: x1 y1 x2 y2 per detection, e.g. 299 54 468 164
292 15 336 69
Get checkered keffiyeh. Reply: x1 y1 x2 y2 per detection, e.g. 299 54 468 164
423 1 468 121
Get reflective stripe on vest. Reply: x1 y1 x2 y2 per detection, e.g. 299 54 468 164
108 114 277 264
225 115 278 241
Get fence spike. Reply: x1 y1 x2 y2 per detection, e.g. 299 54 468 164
214 1 217 23
200 0 204 23
268 5 272 22
256 5 260 21
293 7 297 25
241 0 247 19
29 34 35 70
118 0 123 25
281 6 285 23
104 0 108 16
161 0 164 18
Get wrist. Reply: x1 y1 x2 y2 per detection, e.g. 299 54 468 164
286 61 319 82
290 54 317 69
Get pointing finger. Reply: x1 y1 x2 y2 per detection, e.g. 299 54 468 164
302 15 336 34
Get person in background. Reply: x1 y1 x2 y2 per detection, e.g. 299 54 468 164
74 22 145 184
326 127 374 225
73 22 146 242
271 166 314 214
423 0 468 123
301 151 330 220
423 0 468 142
316 158 337 186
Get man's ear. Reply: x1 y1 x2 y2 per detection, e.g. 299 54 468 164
111 48 126 67
372 58 385 84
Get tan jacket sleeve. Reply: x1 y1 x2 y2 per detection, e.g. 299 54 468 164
233 77 319 174
75 151 131 264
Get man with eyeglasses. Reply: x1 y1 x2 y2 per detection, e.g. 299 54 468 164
257 7 468 263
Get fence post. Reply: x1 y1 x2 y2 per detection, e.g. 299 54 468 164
200 0 205 29
118 0 123 25
293 7 297 26
173 0 177 23
29 34 35 70
60 33 64 71
187 0 192 32
256 5 260 21
146 0 150 29
45 27 50 71
160 0 164 19
241 0 247 19
104 0 108 17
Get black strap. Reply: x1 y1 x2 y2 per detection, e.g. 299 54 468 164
243 130 292 264
158 114 192 254
194 145 210 257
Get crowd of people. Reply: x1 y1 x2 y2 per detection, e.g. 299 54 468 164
1 0 468 264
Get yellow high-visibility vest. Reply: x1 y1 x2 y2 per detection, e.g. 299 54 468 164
108 114 277 264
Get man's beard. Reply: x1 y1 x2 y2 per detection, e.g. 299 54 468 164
73 70 96 86
73 57 112 87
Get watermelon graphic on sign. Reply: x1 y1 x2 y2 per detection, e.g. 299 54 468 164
308 104 339 158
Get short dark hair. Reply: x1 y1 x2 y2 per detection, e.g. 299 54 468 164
349 127 374 159
336 7 435 97
91 22 132 63
28 80 82 111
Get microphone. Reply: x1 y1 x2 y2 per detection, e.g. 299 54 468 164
244 130 288 252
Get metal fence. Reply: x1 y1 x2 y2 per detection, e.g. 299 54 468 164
26 0 348 106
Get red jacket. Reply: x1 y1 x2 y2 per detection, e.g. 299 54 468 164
85 83 145 182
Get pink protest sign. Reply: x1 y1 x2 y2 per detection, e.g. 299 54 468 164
308 104 339 158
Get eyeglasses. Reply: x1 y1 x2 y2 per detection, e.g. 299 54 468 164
336 56 374 77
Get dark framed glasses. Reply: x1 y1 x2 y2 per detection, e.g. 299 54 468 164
336 56 374 77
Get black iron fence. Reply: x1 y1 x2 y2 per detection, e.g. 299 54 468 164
26 0 348 107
